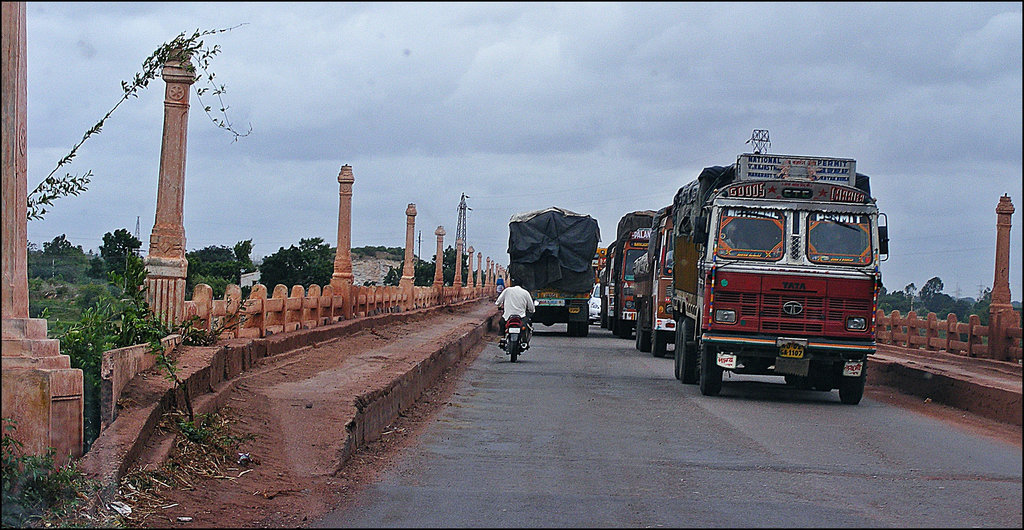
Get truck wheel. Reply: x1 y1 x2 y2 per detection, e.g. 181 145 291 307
698 342 722 396
679 318 698 384
637 326 652 352
673 333 684 381
838 363 866 405
652 330 667 358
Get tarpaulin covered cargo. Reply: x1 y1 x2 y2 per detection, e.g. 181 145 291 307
507 207 601 293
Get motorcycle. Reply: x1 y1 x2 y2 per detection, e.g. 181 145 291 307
499 315 531 362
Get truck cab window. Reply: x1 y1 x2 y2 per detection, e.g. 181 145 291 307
623 249 645 281
806 214 872 265
716 209 784 261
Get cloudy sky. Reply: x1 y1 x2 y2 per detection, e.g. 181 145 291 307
22 2 1023 300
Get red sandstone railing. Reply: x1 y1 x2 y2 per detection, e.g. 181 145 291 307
182 282 488 339
98 281 492 429
875 309 1022 363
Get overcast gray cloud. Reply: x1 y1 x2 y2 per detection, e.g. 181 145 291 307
23 2 1023 300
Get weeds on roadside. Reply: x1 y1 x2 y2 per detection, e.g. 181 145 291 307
117 410 254 525
1 418 122 528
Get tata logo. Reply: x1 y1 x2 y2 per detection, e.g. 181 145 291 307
782 301 804 316
781 281 806 290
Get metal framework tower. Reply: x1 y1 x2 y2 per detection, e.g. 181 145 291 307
746 129 771 154
456 193 470 247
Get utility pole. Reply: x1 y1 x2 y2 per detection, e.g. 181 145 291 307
417 230 422 261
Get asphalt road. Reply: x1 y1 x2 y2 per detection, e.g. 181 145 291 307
314 324 1022 528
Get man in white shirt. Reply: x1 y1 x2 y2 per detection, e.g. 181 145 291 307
495 276 535 348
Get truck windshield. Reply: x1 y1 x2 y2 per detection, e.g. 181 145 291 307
806 213 872 265
623 249 645 281
716 209 784 261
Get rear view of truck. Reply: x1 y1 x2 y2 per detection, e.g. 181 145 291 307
507 207 601 337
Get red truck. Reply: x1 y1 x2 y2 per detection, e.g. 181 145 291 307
603 211 655 339
670 153 888 404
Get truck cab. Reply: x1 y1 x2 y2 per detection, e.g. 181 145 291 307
672 154 888 405
634 205 676 357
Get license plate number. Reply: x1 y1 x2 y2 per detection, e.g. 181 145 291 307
536 299 565 306
843 361 863 377
779 342 805 359
508 328 521 334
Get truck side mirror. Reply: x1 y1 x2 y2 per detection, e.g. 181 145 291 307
694 216 708 246
878 225 889 259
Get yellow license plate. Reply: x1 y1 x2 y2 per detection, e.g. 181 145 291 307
568 307 580 314
779 343 805 359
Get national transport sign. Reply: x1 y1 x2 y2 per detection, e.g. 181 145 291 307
737 154 856 186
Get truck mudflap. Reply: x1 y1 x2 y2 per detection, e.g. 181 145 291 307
701 332 874 357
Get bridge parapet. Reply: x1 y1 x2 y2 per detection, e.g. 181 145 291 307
876 309 1021 363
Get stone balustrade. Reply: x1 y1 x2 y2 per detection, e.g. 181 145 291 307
875 309 1022 363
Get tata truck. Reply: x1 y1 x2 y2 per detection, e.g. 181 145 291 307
633 204 676 358
670 153 888 404
507 207 601 337
605 210 656 339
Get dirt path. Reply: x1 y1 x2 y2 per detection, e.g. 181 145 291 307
131 302 497 528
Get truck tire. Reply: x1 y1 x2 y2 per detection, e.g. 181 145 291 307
652 330 667 358
637 326 652 352
838 362 866 405
698 342 722 396
673 333 684 381
678 318 698 384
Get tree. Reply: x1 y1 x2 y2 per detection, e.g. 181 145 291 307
259 238 335 290
28 234 89 283
919 277 944 307
99 229 142 278
185 241 257 298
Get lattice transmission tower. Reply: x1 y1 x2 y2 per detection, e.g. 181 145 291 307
746 129 771 154
456 193 471 248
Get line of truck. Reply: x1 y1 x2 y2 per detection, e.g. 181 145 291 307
505 150 888 404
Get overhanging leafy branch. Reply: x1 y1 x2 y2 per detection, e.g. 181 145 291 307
26 25 251 221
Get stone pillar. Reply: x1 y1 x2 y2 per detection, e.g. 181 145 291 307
476 252 483 291
454 238 464 292
989 195 1016 361
433 226 445 287
486 258 492 288
144 50 196 327
2 2 83 463
331 165 355 319
399 203 416 309
467 246 475 288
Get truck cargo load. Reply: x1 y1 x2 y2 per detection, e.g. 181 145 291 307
507 206 601 337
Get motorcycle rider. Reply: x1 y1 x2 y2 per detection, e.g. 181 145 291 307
495 275 535 349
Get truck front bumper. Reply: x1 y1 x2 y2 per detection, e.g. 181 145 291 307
702 332 873 360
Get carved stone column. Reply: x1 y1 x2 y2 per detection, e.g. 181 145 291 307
399 204 416 310
454 238 464 294
467 246 475 288
2 2 83 463
331 165 355 319
486 257 492 288
476 252 482 291
433 226 445 288
989 195 1017 361
144 51 196 327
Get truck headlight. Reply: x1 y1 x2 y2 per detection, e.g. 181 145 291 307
715 309 736 323
846 316 867 331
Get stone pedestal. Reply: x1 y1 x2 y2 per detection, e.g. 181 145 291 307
400 204 417 310
2 1 82 463
331 166 355 319
145 55 195 326
988 195 1016 361
433 226 445 287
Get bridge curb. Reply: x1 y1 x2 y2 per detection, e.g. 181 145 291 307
79 299 500 488
867 354 1022 426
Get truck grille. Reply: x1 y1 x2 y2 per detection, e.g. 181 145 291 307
716 292 869 334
